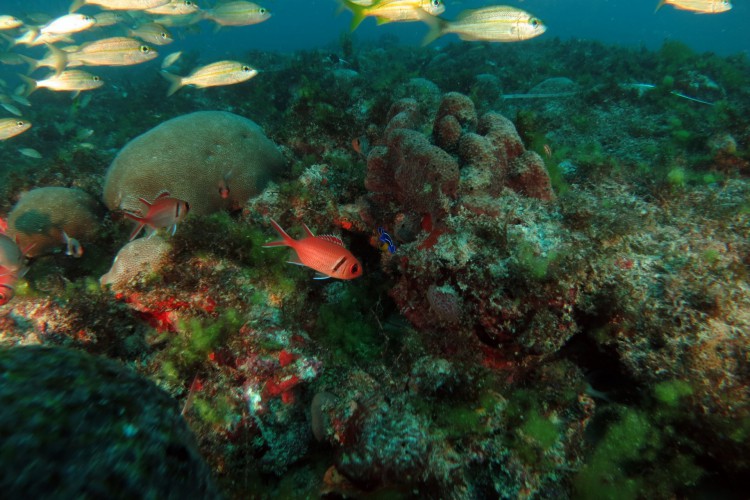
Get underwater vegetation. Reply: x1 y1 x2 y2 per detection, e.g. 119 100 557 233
1 33 750 498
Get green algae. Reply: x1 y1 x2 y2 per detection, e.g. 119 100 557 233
314 279 390 365
165 309 243 377
653 379 694 408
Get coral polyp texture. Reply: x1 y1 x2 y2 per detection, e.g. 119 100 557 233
362 91 566 365
103 111 287 215
0 345 220 498
100 235 171 290
6 187 102 258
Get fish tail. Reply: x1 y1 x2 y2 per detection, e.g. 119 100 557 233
122 211 146 240
655 0 667 12
263 219 295 248
417 10 446 46
128 221 146 241
160 70 184 97
0 33 16 47
17 74 38 97
341 0 367 32
17 54 39 74
69 0 85 13
45 43 68 76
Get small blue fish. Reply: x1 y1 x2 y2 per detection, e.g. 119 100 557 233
377 227 396 254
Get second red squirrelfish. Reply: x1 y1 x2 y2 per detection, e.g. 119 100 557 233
264 219 363 280
123 191 190 240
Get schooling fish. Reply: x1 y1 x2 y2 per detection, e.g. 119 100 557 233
342 0 445 31
123 191 190 240
264 219 363 280
19 70 103 96
203 1 270 27
40 13 96 36
0 117 31 140
69 0 171 13
421 6 546 45
0 15 23 30
655 0 731 13
161 60 257 96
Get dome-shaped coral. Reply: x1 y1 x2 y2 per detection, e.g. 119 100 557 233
102 111 286 215
6 187 102 258
100 235 171 290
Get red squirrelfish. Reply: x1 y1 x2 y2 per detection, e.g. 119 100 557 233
0 267 18 305
263 219 363 280
123 191 190 240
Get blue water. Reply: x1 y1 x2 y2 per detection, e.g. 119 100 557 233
3 0 748 56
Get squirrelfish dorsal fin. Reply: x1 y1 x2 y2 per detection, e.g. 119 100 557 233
317 235 345 247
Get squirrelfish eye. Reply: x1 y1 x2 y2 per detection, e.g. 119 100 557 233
351 264 359 274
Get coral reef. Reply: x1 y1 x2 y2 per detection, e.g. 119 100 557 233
6 187 102 258
0 345 219 498
103 111 287 215
100 235 171 290
1 35 750 500
362 90 565 366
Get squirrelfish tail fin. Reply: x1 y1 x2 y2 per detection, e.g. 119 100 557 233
263 219 296 248
128 222 146 241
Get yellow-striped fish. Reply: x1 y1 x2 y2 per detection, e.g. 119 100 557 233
40 13 96 35
161 50 182 69
342 0 444 31
69 0 171 12
203 1 271 26
655 0 731 13
0 118 31 140
145 0 200 15
20 70 103 95
0 15 23 30
160 60 257 96
57 37 158 68
92 11 133 28
421 6 546 45
128 22 173 45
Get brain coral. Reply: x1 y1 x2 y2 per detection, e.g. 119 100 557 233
0 345 219 498
7 187 101 258
103 111 286 215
